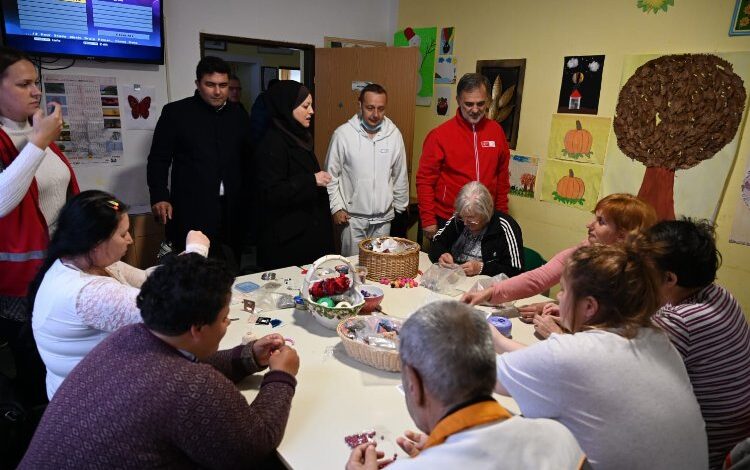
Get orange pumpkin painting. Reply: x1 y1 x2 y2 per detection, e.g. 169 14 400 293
553 169 586 205
561 120 594 159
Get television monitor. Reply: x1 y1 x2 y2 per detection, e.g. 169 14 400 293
0 0 164 64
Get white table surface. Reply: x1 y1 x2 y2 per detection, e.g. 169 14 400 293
221 252 548 469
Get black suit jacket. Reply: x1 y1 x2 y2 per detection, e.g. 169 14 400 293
147 92 252 250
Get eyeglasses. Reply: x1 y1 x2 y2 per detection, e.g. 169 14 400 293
457 214 481 226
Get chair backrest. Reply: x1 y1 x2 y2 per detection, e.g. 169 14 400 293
523 247 547 272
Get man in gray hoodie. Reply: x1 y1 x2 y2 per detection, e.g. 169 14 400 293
325 84 409 256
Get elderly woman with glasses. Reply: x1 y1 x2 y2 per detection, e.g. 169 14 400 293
428 182 523 277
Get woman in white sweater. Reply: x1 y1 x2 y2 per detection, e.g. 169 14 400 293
0 46 77 405
492 240 708 470
28 190 210 398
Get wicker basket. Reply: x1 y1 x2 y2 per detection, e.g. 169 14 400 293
302 255 364 330
358 237 420 282
337 316 402 372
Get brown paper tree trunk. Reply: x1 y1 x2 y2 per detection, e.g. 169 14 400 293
637 166 676 221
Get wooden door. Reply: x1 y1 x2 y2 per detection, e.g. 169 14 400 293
313 47 418 176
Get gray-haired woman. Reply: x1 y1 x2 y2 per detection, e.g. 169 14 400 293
428 182 524 277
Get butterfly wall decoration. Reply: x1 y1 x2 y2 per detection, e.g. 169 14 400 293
127 95 151 119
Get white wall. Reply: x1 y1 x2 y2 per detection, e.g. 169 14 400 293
163 0 399 100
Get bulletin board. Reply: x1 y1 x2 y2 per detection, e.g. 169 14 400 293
41 61 168 213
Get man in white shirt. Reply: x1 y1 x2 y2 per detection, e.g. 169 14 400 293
346 300 587 470
325 84 409 256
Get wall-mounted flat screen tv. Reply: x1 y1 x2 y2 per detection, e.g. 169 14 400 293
0 0 164 64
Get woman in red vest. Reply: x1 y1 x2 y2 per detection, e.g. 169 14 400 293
0 46 78 405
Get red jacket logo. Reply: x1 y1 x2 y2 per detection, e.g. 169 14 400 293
480 141 496 148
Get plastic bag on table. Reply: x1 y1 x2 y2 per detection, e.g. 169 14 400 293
466 273 519 313
252 290 295 313
420 263 466 295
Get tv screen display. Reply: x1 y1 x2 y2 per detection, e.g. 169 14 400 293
1 0 164 64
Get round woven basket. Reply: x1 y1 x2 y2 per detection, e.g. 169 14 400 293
358 237 420 282
337 316 401 372
302 255 364 330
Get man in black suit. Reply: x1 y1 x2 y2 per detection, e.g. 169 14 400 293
147 56 252 269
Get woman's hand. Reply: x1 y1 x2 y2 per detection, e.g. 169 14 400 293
30 102 63 149
533 314 564 339
314 171 332 187
461 287 495 306
438 253 454 267
461 260 483 276
185 230 210 255
396 430 428 458
519 301 554 324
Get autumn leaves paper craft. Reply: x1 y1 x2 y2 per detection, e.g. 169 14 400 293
557 55 605 115
602 52 749 221
541 161 603 212
548 114 611 165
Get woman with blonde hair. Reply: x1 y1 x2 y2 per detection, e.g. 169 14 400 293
462 193 657 312
491 240 708 469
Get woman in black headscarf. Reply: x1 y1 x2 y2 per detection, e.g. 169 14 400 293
254 80 334 269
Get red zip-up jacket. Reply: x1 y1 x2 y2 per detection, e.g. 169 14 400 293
416 111 510 228
0 129 79 297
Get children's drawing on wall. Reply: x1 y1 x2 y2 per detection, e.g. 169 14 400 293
603 52 749 221
394 27 437 106
548 114 611 165
477 59 526 149
440 27 454 54
541 161 602 212
509 154 539 198
557 55 605 115
730 0 750 36
730 165 750 245
435 56 456 84
435 86 451 116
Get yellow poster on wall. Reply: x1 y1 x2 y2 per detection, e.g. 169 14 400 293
547 114 611 165
540 160 602 212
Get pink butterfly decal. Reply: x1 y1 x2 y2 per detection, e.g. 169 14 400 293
127 95 151 119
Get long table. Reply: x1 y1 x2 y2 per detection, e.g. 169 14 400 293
220 253 547 469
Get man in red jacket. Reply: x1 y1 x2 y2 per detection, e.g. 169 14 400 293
416 73 510 240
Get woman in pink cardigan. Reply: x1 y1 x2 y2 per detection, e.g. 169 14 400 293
462 193 657 318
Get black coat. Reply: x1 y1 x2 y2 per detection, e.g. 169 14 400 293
429 211 525 277
146 92 252 250
254 125 334 269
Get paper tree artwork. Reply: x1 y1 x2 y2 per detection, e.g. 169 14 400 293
557 55 605 115
605 53 747 221
541 160 602 212
395 27 437 106
509 154 539 198
548 114 611 165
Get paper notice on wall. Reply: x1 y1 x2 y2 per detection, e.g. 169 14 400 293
42 74 123 167
120 84 157 131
